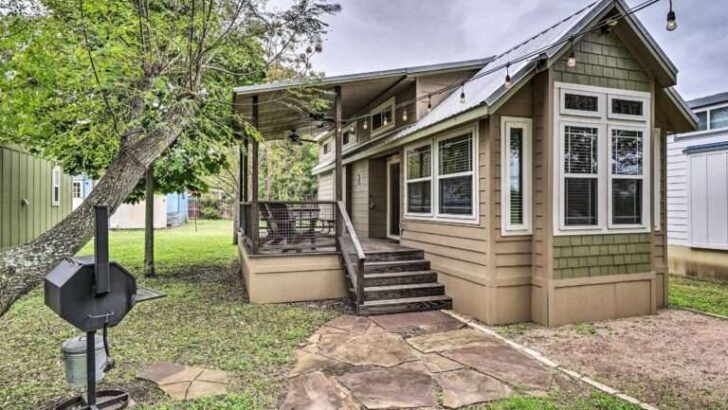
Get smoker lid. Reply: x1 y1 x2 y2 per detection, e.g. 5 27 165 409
61 335 104 354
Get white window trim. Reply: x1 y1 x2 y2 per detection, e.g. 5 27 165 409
500 116 533 235
52 166 61 207
370 97 395 137
553 82 651 236
404 124 479 224
608 94 648 121
72 181 82 199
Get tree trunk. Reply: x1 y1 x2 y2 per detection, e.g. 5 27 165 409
144 165 155 277
0 101 197 317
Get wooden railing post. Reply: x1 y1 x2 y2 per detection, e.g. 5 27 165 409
250 95 260 254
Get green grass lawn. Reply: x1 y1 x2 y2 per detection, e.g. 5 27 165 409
669 275 728 316
0 220 338 409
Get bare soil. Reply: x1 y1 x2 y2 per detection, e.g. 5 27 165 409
501 309 728 410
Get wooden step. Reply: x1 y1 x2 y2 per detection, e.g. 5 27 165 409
364 259 430 274
363 270 438 287
364 282 445 301
359 295 452 315
364 249 424 262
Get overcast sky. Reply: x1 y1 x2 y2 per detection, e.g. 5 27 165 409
271 0 726 101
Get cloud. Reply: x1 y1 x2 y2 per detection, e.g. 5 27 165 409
272 0 727 100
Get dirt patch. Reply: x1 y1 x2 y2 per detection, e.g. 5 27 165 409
502 309 728 409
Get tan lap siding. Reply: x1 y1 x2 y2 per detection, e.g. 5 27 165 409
350 159 369 238
317 171 334 201
400 119 490 321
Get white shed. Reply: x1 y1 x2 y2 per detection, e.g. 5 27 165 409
667 91 728 279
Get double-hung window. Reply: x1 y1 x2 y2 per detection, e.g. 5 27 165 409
501 117 532 234
610 127 644 226
438 133 474 216
555 83 650 234
406 143 432 214
370 98 395 136
405 126 478 221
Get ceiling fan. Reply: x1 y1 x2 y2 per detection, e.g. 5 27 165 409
287 129 317 145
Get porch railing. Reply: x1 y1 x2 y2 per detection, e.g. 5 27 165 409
336 201 365 308
239 201 337 254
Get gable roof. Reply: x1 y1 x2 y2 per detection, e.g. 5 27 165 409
388 0 681 142
688 91 728 110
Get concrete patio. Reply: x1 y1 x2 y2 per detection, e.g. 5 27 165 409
280 311 584 409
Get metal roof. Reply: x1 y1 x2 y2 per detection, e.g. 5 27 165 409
687 91 728 110
232 57 494 95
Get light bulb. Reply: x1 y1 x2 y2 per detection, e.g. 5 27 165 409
427 94 432 112
383 116 388 126
666 10 677 31
567 51 576 68
505 73 512 89
363 119 368 130
350 125 355 133
460 89 466 104
402 109 408 122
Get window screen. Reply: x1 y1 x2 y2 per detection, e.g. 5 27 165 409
438 134 473 215
406 144 432 213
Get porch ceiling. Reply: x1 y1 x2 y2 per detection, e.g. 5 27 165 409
233 75 409 141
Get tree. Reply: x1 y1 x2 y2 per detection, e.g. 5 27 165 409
0 0 340 316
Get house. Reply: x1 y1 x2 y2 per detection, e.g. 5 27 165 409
72 175 188 228
232 0 696 326
0 144 73 249
667 91 728 280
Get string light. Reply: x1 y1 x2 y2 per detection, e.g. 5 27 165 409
383 113 389 126
350 125 355 133
567 37 577 68
402 108 408 122
459 84 466 104
504 63 512 89
241 0 663 128
666 0 677 31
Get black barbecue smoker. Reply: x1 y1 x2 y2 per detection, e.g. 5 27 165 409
45 205 164 409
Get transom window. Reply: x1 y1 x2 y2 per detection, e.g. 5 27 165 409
555 83 651 234
405 126 478 221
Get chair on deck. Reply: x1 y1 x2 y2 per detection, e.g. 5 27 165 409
260 203 299 250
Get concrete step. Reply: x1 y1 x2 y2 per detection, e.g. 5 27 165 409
364 259 430 274
363 270 438 287
364 282 445 301
359 295 453 315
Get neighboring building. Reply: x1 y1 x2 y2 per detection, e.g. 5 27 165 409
0 144 73 249
667 91 728 280
72 175 187 229
233 0 696 326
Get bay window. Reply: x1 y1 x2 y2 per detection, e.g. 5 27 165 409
405 126 478 221
501 117 532 234
555 83 651 234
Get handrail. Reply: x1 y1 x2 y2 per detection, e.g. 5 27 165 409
337 201 366 260
336 201 366 309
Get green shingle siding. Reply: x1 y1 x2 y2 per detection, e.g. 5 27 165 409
554 31 650 92
553 233 651 279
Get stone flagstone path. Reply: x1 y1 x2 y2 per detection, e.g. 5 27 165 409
280 311 583 409
138 362 230 401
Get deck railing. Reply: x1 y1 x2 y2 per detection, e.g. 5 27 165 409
336 201 365 308
239 201 337 254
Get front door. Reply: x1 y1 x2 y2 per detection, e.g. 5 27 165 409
387 159 401 239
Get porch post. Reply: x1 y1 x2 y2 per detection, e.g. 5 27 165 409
334 85 343 237
251 95 260 252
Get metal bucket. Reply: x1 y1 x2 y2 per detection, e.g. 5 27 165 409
61 335 107 386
